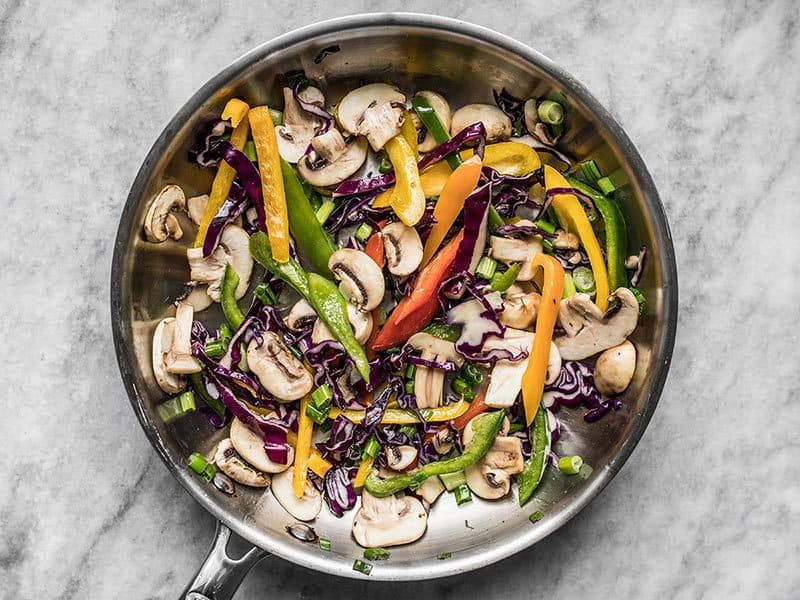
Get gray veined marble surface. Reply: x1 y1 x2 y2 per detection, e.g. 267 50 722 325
0 0 798 598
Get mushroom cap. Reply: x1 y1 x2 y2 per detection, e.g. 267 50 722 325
594 340 636 396
384 445 418 471
187 194 209 226
229 417 294 474
328 248 386 311
275 86 326 163
187 225 253 302
247 334 313 402
152 317 185 394
271 467 323 522
554 288 640 360
357 102 405 151
336 83 406 134
310 127 348 164
285 299 317 332
164 302 201 375
214 438 271 488
296 136 368 187
407 332 463 409
415 476 446 506
182 285 214 313
352 491 428 548
450 104 512 143
464 435 523 500
489 234 543 282
406 332 464 365
144 184 186 243
499 286 541 330
415 91 451 152
381 221 423 277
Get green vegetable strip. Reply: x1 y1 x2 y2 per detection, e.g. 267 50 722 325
220 264 245 329
566 176 629 291
422 321 462 343
489 264 521 292
364 410 505 496
281 158 336 277
518 404 550 506
250 231 312 297
189 372 225 418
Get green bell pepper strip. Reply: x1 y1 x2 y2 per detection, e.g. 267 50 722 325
566 176 628 291
422 321 462 343
517 404 551 506
411 96 505 232
220 264 245 329
281 158 336 277
364 410 505 497
189 372 225 418
249 232 370 381
489 263 521 292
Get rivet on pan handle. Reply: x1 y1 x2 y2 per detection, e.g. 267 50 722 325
181 521 270 600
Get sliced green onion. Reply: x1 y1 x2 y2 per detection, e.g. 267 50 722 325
460 362 483 386
399 424 417 437
453 483 472 505
475 256 498 280
572 266 596 294
537 100 564 125
487 205 505 233
319 537 331 551
630 286 646 316
489 263 520 292
529 511 545 523
187 452 216 482
579 160 602 184
362 435 381 460
558 455 584 475
436 552 452 560
363 547 390 561
508 422 525 434
254 283 277 306
157 391 197 424
562 273 577 299
419 408 433 421
311 384 333 408
405 363 416 380
354 223 373 242
405 380 415 395
218 323 233 343
244 140 257 162
451 377 472 397
305 403 329 426
439 470 467 491
534 218 556 234
378 153 393 174
542 238 555 253
597 177 616 195
550 122 564 139
315 200 336 225
204 339 226 358
352 559 373 575
268 108 283 126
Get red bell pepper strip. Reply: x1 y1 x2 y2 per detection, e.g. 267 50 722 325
452 391 489 431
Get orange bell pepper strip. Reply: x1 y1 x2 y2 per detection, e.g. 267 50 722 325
363 224 386 268
374 142 540 208
249 107 290 263
420 155 483 267
544 165 609 311
221 98 249 127
286 430 331 478
521 254 564 426
371 231 463 351
292 395 314 498
194 99 251 247
452 390 489 430
384 135 425 226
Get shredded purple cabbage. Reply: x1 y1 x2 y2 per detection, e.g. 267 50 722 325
323 465 357 517
188 119 231 168
324 193 389 235
202 181 249 257
493 88 525 124
362 377 403 429
495 222 557 240
293 82 334 135
406 354 459 372
545 361 622 422
450 180 492 277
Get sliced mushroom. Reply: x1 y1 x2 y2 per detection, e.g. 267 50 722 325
310 127 348 164
593 340 636 396
229 417 294 474
144 184 186 242
414 91 451 152
336 83 406 151
297 136 369 187
152 317 185 394
164 302 201 374
182 285 214 313
553 229 579 250
187 194 209 226
352 490 427 548
384 445 418 471
381 221 423 276
554 288 639 360
311 303 373 345
408 332 465 409
524 98 560 145
275 86 325 163
247 334 313 402
214 438 271 487
328 248 386 311
450 104 512 143
500 284 541 329
464 433 524 500
286 299 317 332
432 427 455 455
489 230 543 281
415 476 446 506
271 467 323 521
186 225 253 301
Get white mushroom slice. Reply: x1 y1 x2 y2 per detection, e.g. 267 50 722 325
553 229 579 250
297 136 369 187
381 221 423 276
247 334 313 402
285 299 317 332
229 417 294 474
594 340 636 396
554 288 640 360
356 102 404 151
489 233 543 281
311 303 373 345
416 476 446 506
214 439 271 488
432 427 455 455
336 83 406 135
183 285 214 312
271 468 323 521
144 184 186 243
464 435 524 500
187 225 253 301
164 302 201 374
414 91 451 152
275 86 325 163
311 127 348 164
407 332 464 409
450 104 512 143
187 194 209 226
328 248 386 311
152 318 185 394
500 284 541 329
384 445 418 471
352 490 427 548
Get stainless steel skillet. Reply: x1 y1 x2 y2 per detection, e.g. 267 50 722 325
110 13 677 599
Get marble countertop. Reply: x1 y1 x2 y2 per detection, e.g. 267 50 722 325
1 1 797 598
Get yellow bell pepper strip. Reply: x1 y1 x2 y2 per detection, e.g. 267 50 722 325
221 98 249 127
521 253 564 426
400 110 419 159
354 456 375 488
384 135 425 226
544 165 609 311
249 106 290 263
286 430 332 478
374 142 540 208
293 394 314 498
329 398 469 425
420 155 483 267
194 100 251 247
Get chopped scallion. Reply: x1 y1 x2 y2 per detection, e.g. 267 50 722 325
630 286 646 316
305 403 329 426
439 470 467 491
529 511 545 523
378 153 393 174
436 551 452 560
157 391 197 424
399 424 417 437
534 218 556 234
542 238 555 253
362 435 380 460
508 422 525 434
204 339 226 358
352 559 373 575
405 363 416 380
558 455 584 475
354 223 373 242
562 273 577 299
579 160 602 184
218 323 233 343
460 362 483 386
268 108 283 126
597 177 616 195
453 483 472 505
537 100 564 125
244 140 257 162
451 377 472 398
489 264 520 292
254 283 277 306
315 200 336 225
311 384 333 407
319 537 331 551
187 452 216 481
572 266 596 294
363 547 390 561
405 380 415 394
475 256 497 280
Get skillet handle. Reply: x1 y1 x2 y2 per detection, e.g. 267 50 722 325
181 521 270 600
